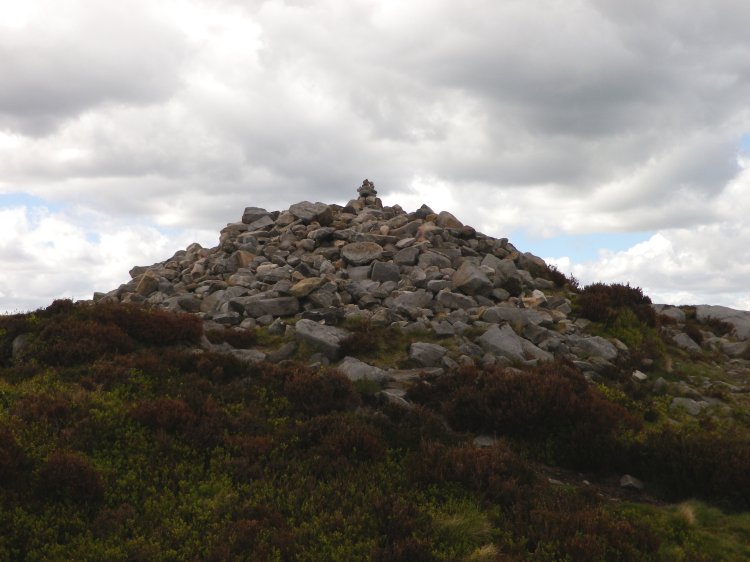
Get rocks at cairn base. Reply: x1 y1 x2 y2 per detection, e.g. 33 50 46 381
336 356 387 383
294 319 350 360
342 242 384 265
101 180 636 371
451 261 492 296
409 342 447 368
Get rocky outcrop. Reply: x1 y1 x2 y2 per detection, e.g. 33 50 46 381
98 180 633 373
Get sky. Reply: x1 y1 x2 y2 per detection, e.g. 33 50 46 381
2 0 750 313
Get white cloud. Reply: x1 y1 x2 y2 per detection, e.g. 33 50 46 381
2 0 750 310
0 205 214 313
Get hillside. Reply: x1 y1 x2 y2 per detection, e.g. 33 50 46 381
2 180 750 561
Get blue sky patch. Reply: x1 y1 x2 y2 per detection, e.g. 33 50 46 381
0 192 64 213
740 133 750 154
510 230 654 263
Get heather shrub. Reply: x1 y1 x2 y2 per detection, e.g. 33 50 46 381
0 425 24 484
684 323 704 345
407 362 638 469
0 313 33 365
576 282 655 326
514 488 660 561
546 264 579 290
131 397 197 433
376 403 457 451
89 303 202 346
37 317 135 366
704 317 735 337
291 413 386 473
204 327 257 348
411 441 536 506
637 427 750 509
282 367 361 417
37 450 104 504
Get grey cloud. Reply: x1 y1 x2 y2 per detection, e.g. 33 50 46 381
0 3 189 136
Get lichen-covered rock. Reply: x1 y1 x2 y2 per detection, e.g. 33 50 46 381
341 242 384 265
409 342 448 367
294 319 350 360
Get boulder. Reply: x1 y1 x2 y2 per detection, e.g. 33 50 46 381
289 277 327 298
695 305 750 339
289 201 333 224
294 319 350 360
409 342 448 367
336 356 387 383
436 290 476 310
436 210 463 229
341 242 384 265
670 397 707 417
451 261 492 296
477 325 525 362
244 297 300 318
241 207 269 225
371 261 400 283
672 332 702 353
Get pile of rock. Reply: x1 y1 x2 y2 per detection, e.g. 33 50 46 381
96 180 749 386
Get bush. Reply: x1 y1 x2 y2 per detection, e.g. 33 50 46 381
407 362 639 470
637 427 750 509
411 441 536 506
291 414 386 474
131 397 197 433
37 450 104 504
37 318 135 366
576 282 655 327
89 303 203 347
282 367 361 417
205 327 257 348
0 425 24 484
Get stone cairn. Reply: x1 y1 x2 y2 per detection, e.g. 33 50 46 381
96 179 746 400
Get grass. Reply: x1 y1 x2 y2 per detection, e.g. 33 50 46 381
616 501 750 562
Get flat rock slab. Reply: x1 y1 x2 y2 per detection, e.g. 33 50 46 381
336 356 387 383
409 342 448 367
477 324 525 362
672 332 702 353
695 305 750 339
451 261 492 296
289 201 333 224
294 319 350 360
242 207 269 224
342 242 384 265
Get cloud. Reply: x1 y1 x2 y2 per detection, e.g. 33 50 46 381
0 0 189 135
1 0 750 309
0 204 214 313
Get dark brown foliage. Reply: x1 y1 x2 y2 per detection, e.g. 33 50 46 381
407 362 639 470
704 317 735 337
204 327 257 348
576 282 655 326
637 427 750 509
207 505 297 561
282 367 361 417
131 398 197 433
546 264 579 290
38 450 104 504
38 318 135 366
684 323 704 345
291 414 386 474
512 488 660 561
411 441 536 506
0 425 24 483
87 302 203 346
